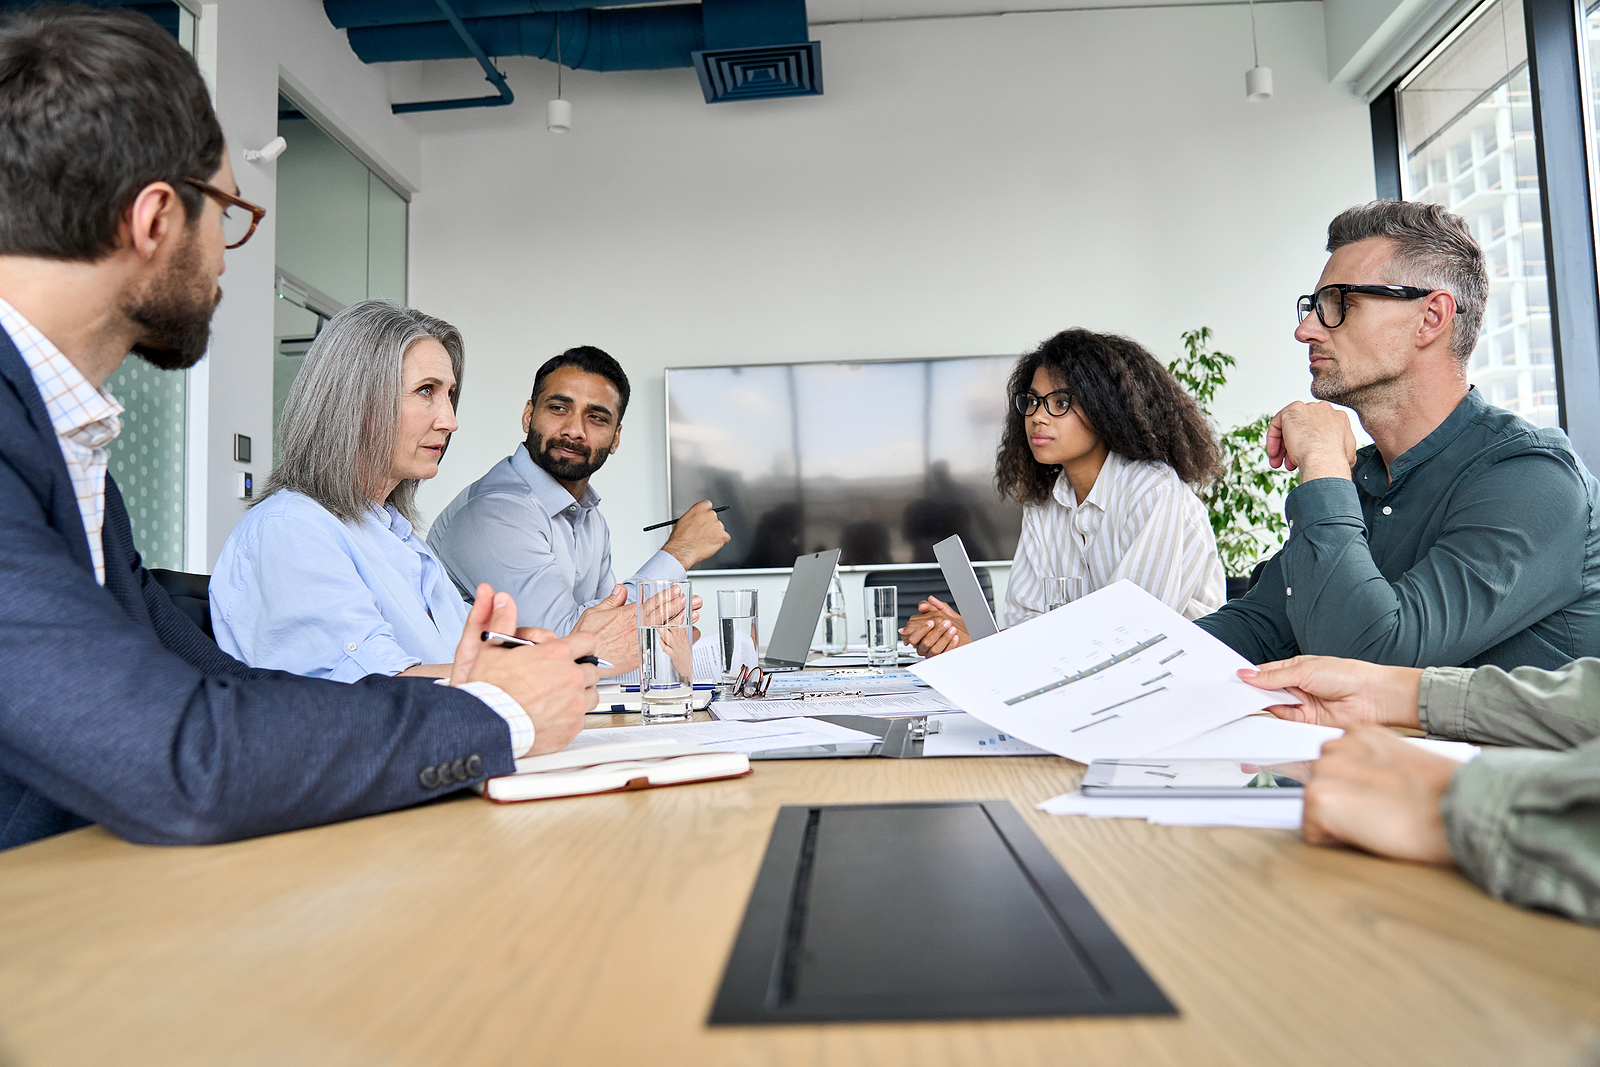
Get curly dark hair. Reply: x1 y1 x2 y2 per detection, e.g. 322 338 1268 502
995 329 1223 506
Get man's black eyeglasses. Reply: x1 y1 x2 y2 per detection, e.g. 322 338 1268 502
1014 390 1073 418
1296 284 1435 329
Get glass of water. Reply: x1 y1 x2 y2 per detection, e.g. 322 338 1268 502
865 585 898 666
821 575 849 655
638 579 695 724
717 588 757 683
1044 575 1084 612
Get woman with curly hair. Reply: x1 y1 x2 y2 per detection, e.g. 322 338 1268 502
904 328 1226 656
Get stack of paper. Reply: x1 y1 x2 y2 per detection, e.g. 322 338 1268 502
570 717 879 754
1039 792 1305 829
1037 733 1479 829
712 689 960 722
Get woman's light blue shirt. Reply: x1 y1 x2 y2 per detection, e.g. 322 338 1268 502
210 490 469 682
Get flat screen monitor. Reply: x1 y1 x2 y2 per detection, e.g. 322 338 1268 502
667 356 1024 571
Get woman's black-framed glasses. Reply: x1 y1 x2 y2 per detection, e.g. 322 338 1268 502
183 177 266 249
1013 390 1073 418
1296 284 1434 329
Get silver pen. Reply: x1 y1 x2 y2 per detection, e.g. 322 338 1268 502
481 630 614 670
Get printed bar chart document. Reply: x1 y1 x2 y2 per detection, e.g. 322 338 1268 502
910 581 1295 763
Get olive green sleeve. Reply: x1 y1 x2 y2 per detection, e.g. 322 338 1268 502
1442 738 1600 925
1419 659 1600 749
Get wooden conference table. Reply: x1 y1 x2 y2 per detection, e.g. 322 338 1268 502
2 713 1599 1067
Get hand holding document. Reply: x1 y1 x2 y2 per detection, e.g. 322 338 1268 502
910 581 1298 763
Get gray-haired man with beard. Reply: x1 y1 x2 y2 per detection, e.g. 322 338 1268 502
1197 200 1600 671
428 346 729 672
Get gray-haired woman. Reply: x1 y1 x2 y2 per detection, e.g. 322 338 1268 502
209 299 473 681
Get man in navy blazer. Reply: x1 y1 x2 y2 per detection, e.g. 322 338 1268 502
0 6 597 851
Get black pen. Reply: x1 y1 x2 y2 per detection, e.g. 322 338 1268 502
481 630 613 669
642 504 728 533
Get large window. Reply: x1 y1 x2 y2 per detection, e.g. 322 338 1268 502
1399 0 1559 427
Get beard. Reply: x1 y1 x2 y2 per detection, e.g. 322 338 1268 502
1307 343 1397 411
527 429 611 482
121 228 221 371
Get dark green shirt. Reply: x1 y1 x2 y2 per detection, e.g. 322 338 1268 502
1198 389 1600 669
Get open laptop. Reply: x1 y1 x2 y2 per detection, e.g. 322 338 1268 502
932 534 1000 641
760 548 843 671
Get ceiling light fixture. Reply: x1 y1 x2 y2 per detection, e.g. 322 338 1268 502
1245 0 1272 102
547 20 571 132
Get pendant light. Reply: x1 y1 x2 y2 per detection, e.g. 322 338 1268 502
547 18 571 132
1245 0 1273 102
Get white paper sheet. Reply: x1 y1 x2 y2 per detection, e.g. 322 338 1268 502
710 689 962 721
909 581 1297 763
764 669 925 695
1038 791 1304 829
1143 715 1483 763
921 713 1050 757
1142 715 1343 761
569 717 877 754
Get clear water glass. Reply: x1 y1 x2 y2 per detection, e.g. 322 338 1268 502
821 575 849 655
638 579 694 724
717 588 758 683
1045 575 1084 612
865 585 898 666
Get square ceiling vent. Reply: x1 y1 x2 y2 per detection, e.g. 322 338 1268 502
692 42 822 103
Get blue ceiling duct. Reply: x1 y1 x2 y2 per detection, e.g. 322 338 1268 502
694 0 820 104
343 5 705 72
392 0 515 113
326 0 617 27
326 0 821 107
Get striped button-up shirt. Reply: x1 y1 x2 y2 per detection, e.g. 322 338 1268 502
1005 450 1225 625
1 298 123 585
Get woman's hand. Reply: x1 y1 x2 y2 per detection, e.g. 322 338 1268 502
1239 656 1424 731
901 595 969 657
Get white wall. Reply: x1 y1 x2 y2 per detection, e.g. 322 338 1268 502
401 3 1374 626
199 0 421 568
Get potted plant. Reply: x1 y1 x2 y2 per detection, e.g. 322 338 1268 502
1166 327 1295 598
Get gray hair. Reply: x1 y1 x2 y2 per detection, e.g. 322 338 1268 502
1326 200 1487 363
260 299 465 525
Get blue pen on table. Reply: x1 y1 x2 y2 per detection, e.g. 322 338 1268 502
619 683 720 692
480 630 613 670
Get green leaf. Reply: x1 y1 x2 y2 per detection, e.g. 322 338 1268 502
1173 329 1294 575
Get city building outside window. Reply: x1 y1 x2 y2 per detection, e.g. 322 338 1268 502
1398 0 1559 427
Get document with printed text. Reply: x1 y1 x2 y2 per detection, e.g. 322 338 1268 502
910 581 1297 763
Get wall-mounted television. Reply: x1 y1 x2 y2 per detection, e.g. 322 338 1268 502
667 356 1024 571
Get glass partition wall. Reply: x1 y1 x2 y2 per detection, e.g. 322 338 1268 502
272 95 408 465
1398 0 1559 427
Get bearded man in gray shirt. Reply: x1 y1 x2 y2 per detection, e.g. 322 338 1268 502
1198 200 1600 670
428 346 729 673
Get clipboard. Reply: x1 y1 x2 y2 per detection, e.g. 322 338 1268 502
743 714 936 760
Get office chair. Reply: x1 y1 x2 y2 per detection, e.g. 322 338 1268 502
860 565 995 633
151 569 214 639
1225 558 1272 601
